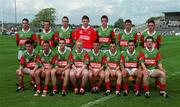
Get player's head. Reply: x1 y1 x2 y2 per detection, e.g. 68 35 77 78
22 18 29 29
101 15 108 27
75 39 83 52
62 16 69 27
43 20 51 31
25 40 33 52
145 36 154 48
127 40 135 52
110 40 116 52
93 39 100 52
59 39 66 49
82 15 89 27
124 19 132 31
43 40 50 52
147 20 155 32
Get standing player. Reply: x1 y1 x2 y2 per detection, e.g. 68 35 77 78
16 40 38 92
34 41 56 97
88 39 105 93
140 36 168 98
140 20 161 49
96 15 113 52
120 40 143 96
104 41 122 96
51 39 71 96
69 40 89 94
54 16 73 50
119 19 139 51
16 18 36 60
72 15 97 52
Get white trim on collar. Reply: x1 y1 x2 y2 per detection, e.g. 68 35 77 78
58 46 67 54
43 49 51 56
127 49 136 56
147 30 156 36
43 29 52 34
82 26 90 30
61 26 69 32
22 28 30 32
109 49 117 56
124 28 132 35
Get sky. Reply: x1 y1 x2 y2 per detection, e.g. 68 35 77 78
0 0 180 25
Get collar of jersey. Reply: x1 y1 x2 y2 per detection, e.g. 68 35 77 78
58 47 67 54
75 49 83 54
101 26 108 31
93 49 100 56
22 28 30 33
43 29 52 34
147 30 156 36
43 49 51 56
82 26 90 30
26 49 34 56
127 49 136 56
124 28 132 35
146 46 154 53
61 26 69 32
109 49 117 56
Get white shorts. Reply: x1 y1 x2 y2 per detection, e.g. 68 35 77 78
147 69 155 76
125 68 138 75
18 50 24 60
22 68 33 74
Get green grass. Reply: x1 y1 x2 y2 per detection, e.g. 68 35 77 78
0 35 180 107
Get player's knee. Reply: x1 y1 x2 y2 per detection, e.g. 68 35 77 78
160 71 166 78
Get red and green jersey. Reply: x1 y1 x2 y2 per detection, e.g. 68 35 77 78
54 47 71 67
88 49 105 69
16 29 36 50
141 30 161 48
105 50 121 69
120 49 142 68
96 26 113 49
140 48 161 70
119 29 139 50
38 30 55 47
69 49 89 67
36 49 56 69
20 50 37 69
54 26 73 47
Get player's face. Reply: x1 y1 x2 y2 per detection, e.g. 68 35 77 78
146 39 153 48
125 22 132 31
22 20 29 29
101 18 108 28
148 22 155 32
62 18 69 28
128 42 135 52
82 19 89 28
110 44 116 52
44 22 50 31
76 42 82 51
59 40 65 49
93 43 100 52
25 44 33 52
43 43 50 52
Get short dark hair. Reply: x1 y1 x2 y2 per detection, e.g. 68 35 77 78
145 36 155 42
59 38 66 42
25 40 33 45
148 20 155 25
101 15 108 22
22 18 29 23
44 20 51 24
82 15 89 21
110 39 116 45
62 16 69 22
125 19 132 24
43 40 50 45
128 40 135 44
94 38 99 44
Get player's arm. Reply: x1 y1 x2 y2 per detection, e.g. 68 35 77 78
157 52 166 72
157 34 161 49
139 51 148 71
15 33 19 46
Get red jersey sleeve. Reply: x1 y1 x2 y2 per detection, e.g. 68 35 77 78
19 56 25 65
16 33 20 45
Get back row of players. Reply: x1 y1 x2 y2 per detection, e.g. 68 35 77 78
15 15 167 98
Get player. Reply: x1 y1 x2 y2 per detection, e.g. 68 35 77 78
120 40 143 96
88 39 105 93
104 41 122 96
16 40 38 92
72 15 97 52
51 39 71 96
34 41 56 97
16 18 36 60
69 40 89 94
140 36 168 98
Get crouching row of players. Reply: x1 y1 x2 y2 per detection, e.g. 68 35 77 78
16 36 168 98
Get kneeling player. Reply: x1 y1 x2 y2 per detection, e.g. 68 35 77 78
104 41 122 96
51 39 71 96
88 40 105 93
141 36 168 98
69 40 89 94
120 40 142 96
16 40 37 92
34 41 56 96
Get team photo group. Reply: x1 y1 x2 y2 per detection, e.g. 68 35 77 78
15 15 168 98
